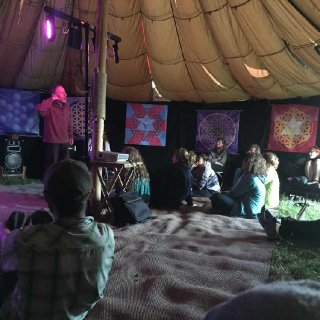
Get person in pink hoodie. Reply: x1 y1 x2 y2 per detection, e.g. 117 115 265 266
36 85 73 172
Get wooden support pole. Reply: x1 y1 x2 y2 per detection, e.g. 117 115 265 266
91 0 108 215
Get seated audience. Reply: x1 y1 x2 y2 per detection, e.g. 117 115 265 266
204 280 320 320
262 152 280 208
192 154 220 197
258 206 320 242
150 148 193 209
208 137 228 173
211 152 266 219
121 146 151 202
233 143 261 186
0 159 115 320
288 146 320 187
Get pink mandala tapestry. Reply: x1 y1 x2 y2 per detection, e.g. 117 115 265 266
125 103 168 146
267 104 319 152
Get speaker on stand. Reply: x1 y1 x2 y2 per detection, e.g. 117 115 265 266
4 135 24 176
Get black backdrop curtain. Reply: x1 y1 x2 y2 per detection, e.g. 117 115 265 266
105 96 320 183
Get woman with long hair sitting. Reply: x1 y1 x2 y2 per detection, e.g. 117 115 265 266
211 152 267 219
262 152 280 209
121 146 150 202
150 148 194 209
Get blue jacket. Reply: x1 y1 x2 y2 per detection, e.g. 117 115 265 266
229 173 266 218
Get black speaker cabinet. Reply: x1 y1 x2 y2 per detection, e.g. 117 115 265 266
4 139 23 174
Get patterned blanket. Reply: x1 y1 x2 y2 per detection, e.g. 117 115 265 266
88 198 273 320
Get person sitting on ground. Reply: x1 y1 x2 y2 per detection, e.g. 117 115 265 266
188 150 198 170
288 146 320 187
204 279 320 320
248 143 261 154
233 143 261 186
120 146 151 202
211 152 266 219
151 148 194 210
262 152 280 209
258 205 320 242
208 137 228 174
0 159 115 320
305 146 320 183
192 153 220 198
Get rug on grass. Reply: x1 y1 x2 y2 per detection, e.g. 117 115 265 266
88 198 273 320
0 183 47 222
0 186 273 320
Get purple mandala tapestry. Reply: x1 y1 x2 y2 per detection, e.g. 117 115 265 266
196 110 240 154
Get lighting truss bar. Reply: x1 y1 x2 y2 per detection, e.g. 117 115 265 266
44 6 95 32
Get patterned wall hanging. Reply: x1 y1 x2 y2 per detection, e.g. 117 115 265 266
68 97 92 137
267 104 319 152
0 88 40 135
196 110 240 153
125 103 168 146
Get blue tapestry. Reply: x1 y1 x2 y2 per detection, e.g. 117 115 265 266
0 88 40 135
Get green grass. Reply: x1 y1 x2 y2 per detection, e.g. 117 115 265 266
0 176 40 185
268 195 320 282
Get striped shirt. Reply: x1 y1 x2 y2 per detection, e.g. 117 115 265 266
0 217 115 320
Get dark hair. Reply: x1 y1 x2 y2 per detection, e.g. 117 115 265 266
44 159 92 217
243 152 266 176
198 153 208 162
216 137 226 145
248 144 261 154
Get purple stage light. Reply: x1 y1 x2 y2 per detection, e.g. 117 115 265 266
45 13 55 41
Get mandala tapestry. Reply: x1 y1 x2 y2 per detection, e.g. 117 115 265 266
195 110 240 153
67 97 92 137
125 103 168 146
267 104 319 152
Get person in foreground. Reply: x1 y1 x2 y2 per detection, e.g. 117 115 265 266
258 205 320 242
0 159 115 320
204 280 320 320
211 152 266 219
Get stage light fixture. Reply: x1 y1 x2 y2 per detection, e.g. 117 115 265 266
315 44 320 56
45 12 55 41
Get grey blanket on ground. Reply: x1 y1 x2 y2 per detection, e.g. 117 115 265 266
87 198 273 320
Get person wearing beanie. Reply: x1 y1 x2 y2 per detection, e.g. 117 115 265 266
0 159 115 320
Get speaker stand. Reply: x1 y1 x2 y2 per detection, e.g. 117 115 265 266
0 166 26 179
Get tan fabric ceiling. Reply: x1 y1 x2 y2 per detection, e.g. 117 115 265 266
1 0 320 103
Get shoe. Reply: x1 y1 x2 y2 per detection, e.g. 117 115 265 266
258 208 278 240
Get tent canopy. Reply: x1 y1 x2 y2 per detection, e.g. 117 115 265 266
1 0 320 103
